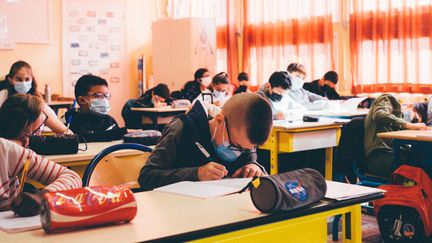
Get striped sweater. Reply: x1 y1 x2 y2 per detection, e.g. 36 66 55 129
0 138 82 209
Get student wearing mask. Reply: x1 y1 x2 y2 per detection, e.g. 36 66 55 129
303 71 341 100
65 74 127 142
138 93 273 190
257 71 291 120
234 72 250 94
0 94 81 215
364 94 430 178
206 72 232 106
179 68 212 102
286 63 328 110
0 61 69 134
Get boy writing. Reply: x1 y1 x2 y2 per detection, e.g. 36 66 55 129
139 93 273 190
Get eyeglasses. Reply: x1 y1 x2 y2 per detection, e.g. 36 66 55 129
224 117 255 153
87 92 111 100
22 111 48 139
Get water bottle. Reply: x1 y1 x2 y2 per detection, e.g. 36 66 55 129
44 84 51 103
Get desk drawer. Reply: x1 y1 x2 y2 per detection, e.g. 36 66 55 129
279 129 338 152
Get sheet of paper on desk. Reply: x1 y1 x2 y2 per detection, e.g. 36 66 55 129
0 211 41 233
339 97 367 111
325 181 385 201
154 178 252 199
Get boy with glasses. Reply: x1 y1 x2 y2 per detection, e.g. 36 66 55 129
139 93 273 191
65 74 127 142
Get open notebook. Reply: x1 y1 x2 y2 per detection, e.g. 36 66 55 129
154 178 252 199
325 181 385 201
0 211 41 233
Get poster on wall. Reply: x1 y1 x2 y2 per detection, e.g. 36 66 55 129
61 0 126 99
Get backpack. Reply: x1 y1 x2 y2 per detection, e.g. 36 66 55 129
374 165 432 242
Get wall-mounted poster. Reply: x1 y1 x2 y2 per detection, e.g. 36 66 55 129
62 0 126 100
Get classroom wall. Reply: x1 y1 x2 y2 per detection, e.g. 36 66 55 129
0 0 158 125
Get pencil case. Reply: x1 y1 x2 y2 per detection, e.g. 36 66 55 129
249 168 327 213
123 130 161 146
29 134 80 155
40 186 137 233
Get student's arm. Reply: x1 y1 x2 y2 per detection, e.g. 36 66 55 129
305 89 328 102
232 150 267 178
43 103 69 134
138 119 199 191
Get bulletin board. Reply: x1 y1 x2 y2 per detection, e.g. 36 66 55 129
0 0 51 43
61 0 126 98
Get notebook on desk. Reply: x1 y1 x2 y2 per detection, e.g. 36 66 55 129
325 181 385 201
154 178 252 199
0 211 41 233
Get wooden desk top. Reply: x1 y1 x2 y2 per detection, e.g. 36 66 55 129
0 189 383 243
47 101 74 106
44 140 148 164
272 120 342 132
130 107 188 113
306 109 369 118
377 130 432 142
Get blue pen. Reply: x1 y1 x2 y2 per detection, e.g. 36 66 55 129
65 99 76 134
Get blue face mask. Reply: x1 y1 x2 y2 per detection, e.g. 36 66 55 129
89 98 111 114
212 121 241 163
14 81 32 94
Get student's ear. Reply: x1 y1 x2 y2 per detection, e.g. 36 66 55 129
264 83 272 94
77 96 88 105
7 76 14 86
213 113 225 125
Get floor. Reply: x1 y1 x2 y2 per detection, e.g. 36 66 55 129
328 213 381 243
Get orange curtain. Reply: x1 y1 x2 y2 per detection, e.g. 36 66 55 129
350 1 432 94
242 0 335 85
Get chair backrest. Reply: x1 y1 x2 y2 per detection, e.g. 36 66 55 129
82 143 153 187
337 117 366 173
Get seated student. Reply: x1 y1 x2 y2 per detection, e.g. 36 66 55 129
0 61 69 134
0 94 81 214
138 93 273 191
122 83 171 128
256 71 291 120
205 72 232 106
173 68 212 101
286 63 328 110
234 72 250 94
303 71 341 100
364 94 430 178
65 74 127 142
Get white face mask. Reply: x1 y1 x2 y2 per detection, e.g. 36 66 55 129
14 81 32 94
290 76 304 91
200 77 212 87
213 90 227 99
89 98 111 114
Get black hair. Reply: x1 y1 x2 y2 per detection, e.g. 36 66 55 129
74 74 108 100
151 83 170 99
324 71 339 84
194 68 209 80
237 72 249 81
287 63 307 76
268 71 291 89
212 72 229 85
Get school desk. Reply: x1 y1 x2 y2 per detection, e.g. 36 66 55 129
260 121 342 180
44 140 149 177
378 130 432 175
47 100 74 115
305 108 369 119
0 186 383 243
130 107 188 127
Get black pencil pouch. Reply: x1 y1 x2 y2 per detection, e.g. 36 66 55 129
29 134 81 155
249 168 327 213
